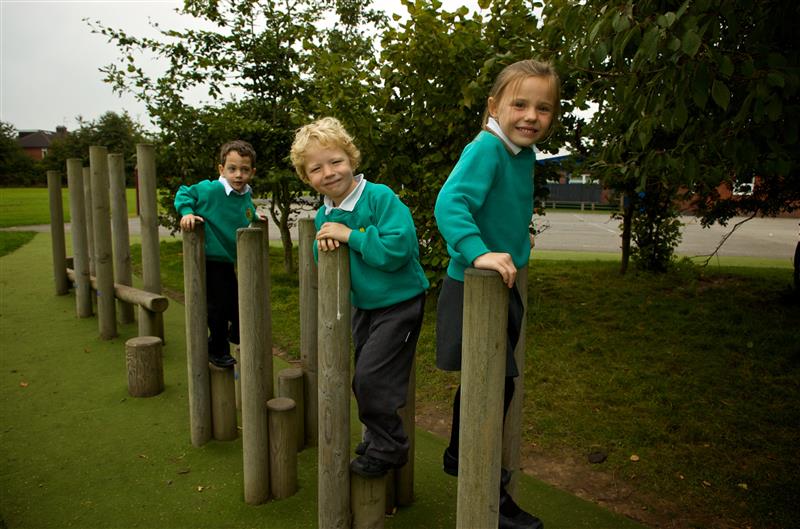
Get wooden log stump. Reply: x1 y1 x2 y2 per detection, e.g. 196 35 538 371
277 367 304 451
125 336 164 397
267 397 297 499
351 470 387 529
209 363 237 441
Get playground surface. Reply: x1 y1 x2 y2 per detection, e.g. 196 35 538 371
0 233 646 528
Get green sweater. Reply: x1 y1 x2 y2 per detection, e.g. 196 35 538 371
314 180 429 310
434 130 535 281
174 179 256 263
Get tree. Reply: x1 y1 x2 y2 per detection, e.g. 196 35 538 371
93 0 379 273
0 122 43 186
540 0 799 273
43 111 149 185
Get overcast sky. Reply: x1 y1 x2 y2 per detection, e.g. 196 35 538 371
2 0 477 133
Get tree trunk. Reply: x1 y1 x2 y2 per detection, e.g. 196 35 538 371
793 240 799 299
620 192 633 275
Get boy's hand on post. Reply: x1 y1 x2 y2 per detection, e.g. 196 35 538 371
180 214 204 231
473 252 517 288
315 222 352 251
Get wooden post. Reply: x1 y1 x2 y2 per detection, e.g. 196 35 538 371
47 170 69 295
317 246 351 529
351 473 387 529
268 397 298 499
503 267 528 496
136 143 164 341
238 227 271 504
89 146 117 340
66 159 92 318
209 364 238 441
181 227 212 447
277 367 305 451
82 166 95 278
456 268 509 529
257 220 274 400
108 153 135 324
298 218 318 446
125 336 164 397
395 357 416 506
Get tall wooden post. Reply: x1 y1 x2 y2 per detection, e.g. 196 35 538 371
181 227 212 447
238 227 271 505
47 170 69 295
298 218 319 446
82 166 95 277
317 246 351 529
66 159 92 317
502 266 528 495
108 153 135 324
457 268 509 529
396 357 416 506
136 143 163 341
89 146 117 340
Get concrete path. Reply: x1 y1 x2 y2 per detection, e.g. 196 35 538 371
4 210 797 261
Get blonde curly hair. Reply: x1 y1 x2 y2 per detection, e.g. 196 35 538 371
290 117 361 182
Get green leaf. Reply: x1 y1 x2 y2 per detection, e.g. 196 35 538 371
673 97 688 129
711 79 730 111
718 55 734 78
478 0 491 9
767 71 785 88
692 66 710 109
681 29 701 57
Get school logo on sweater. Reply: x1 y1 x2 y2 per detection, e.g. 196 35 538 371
246 208 253 221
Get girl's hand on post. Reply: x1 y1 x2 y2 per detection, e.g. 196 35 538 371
180 214 204 231
317 237 340 252
473 252 517 288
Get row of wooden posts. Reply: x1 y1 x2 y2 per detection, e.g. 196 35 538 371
47 144 166 342
48 146 529 528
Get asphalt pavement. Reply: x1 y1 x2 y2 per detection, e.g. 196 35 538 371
5 210 798 261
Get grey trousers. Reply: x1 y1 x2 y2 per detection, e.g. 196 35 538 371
352 293 426 465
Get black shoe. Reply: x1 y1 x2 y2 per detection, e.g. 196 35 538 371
443 447 458 476
355 439 370 456
499 488 543 529
350 455 398 478
209 354 236 368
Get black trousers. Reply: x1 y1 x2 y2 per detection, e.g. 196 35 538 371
351 293 426 465
206 260 239 357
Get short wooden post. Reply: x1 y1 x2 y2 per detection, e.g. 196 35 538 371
456 268 509 529
47 170 69 295
108 153 135 324
66 159 92 318
268 397 298 499
277 367 305 451
182 227 212 447
298 218 319 446
502 267 528 496
138 306 159 337
209 364 238 441
125 336 164 397
89 146 117 340
238 227 271 504
351 472 387 529
136 143 164 341
318 246 351 529
395 357 416 506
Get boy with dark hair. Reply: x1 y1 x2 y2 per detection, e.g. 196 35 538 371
175 140 259 368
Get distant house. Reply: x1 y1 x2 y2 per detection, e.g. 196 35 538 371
16 126 67 160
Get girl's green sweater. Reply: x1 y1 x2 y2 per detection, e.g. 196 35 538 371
174 179 256 263
434 131 535 281
314 181 429 310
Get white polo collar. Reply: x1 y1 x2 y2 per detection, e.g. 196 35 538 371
486 117 523 155
218 175 252 196
323 174 366 214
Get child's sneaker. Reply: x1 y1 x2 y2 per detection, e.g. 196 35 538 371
350 455 398 478
355 440 370 456
210 353 236 368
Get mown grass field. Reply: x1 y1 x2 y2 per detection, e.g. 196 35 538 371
0 187 138 227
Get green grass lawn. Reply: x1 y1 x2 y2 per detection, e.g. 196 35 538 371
0 187 138 227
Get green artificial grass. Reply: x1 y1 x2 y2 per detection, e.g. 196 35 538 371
1 234 645 529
